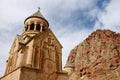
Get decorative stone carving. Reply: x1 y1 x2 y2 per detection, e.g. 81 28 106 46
42 35 56 61
43 60 55 74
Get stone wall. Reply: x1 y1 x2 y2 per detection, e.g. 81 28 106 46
0 68 21 80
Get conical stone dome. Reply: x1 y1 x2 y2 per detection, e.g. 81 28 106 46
23 10 49 36
24 10 49 25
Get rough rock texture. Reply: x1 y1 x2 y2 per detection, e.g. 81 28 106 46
64 29 120 80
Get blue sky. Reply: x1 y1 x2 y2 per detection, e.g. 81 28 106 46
0 0 120 76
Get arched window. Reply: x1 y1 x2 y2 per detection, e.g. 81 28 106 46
30 23 34 30
36 24 40 31
25 25 28 31
42 26 45 31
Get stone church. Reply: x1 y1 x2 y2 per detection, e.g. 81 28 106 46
0 10 68 80
1 10 120 80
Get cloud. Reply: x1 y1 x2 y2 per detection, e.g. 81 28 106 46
94 0 120 32
0 41 11 75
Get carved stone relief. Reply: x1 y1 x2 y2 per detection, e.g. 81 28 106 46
42 34 56 62
40 33 62 79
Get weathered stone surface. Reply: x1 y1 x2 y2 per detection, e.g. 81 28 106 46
64 29 120 80
0 10 68 80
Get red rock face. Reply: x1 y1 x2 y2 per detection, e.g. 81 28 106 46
65 29 120 80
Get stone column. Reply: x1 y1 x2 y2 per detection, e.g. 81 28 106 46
40 23 43 32
34 21 37 31
26 46 33 66
16 50 24 68
28 22 31 31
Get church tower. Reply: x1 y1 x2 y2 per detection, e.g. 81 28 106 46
0 10 68 80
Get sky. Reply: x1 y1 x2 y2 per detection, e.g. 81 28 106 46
0 0 120 76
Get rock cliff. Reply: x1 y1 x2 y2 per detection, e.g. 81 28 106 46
64 29 120 80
